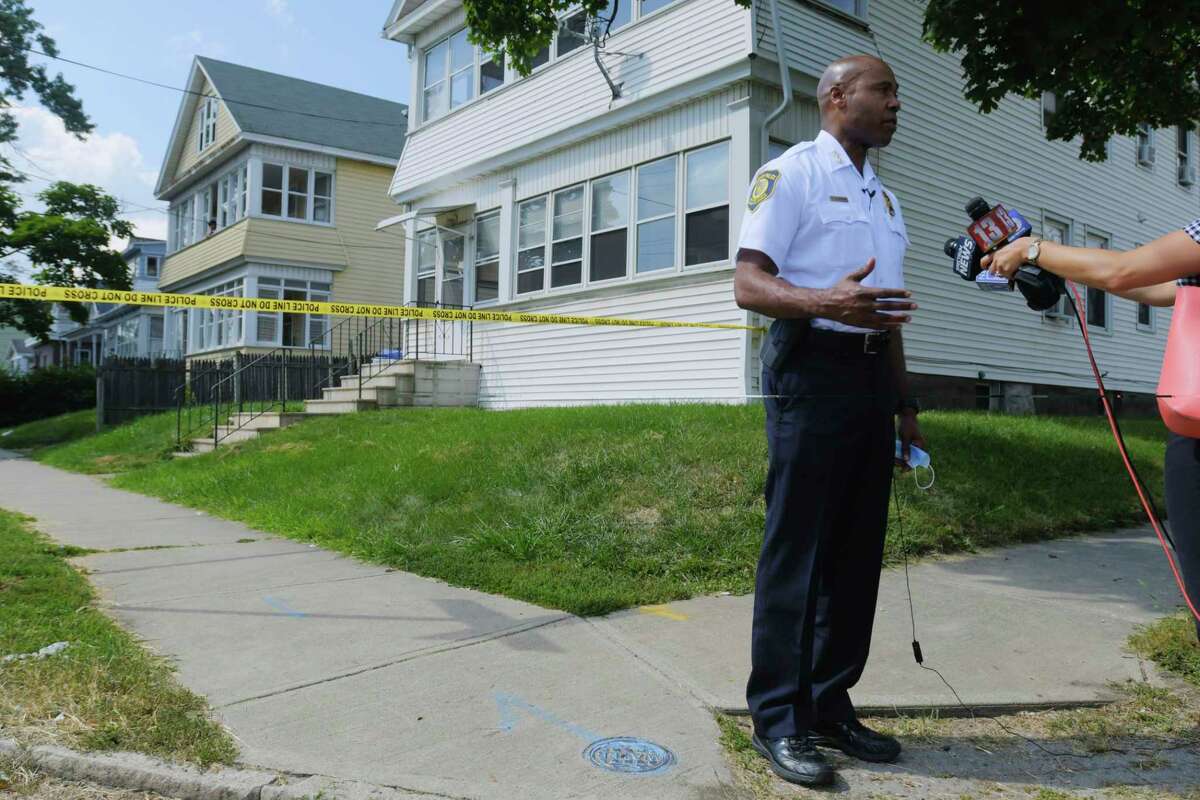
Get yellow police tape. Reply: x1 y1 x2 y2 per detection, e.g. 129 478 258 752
0 283 761 332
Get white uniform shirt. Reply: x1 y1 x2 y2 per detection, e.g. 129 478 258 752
737 130 910 333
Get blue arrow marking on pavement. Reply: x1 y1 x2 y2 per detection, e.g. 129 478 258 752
262 596 307 618
494 692 602 742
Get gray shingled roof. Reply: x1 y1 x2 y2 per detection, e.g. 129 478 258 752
196 57 408 161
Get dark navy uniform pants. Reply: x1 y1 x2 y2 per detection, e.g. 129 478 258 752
748 337 897 739
1165 433 1200 640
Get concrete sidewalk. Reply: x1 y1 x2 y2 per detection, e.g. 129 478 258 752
0 453 1187 800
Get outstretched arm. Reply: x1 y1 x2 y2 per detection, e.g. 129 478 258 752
983 230 1200 298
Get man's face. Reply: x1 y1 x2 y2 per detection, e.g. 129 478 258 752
840 63 901 148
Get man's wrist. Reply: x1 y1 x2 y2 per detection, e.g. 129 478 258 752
896 396 920 416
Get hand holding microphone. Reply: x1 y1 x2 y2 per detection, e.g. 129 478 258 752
980 236 1034 279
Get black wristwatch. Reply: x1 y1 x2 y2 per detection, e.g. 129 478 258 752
896 396 921 416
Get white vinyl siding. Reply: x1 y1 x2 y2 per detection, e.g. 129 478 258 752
471 276 744 409
394 0 748 198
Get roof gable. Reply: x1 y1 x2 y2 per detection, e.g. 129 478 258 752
197 57 407 160
156 58 408 198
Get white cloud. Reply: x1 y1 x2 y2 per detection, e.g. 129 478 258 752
8 105 168 244
265 0 295 25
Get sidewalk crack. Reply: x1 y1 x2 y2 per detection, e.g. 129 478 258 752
217 615 571 709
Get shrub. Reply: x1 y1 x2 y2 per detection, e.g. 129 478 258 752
0 365 95 427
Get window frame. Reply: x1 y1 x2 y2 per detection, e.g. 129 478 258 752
811 0 869 20
683 140 731 268
1082 227 1113 333
1178 124 1194 186
516 195 550 296
255 276 331 348
144 255 159 279
588 168 632 285
550 183 586 289
1136 123 1155 167
634 156 677 274
1039 212 1074 324
1040 91 1057 130
258 162 335 226
505 138 733 301
473 209 501 305
198 96 218 152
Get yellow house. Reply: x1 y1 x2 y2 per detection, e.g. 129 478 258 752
155 57 408 358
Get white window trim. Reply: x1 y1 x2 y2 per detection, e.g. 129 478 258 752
500 139 731 303
811 0 869 21
1082 227 1114 334
187 275 246 355
634 156 677 275
256 161 336 227
253 275 332 348
473 209 501 306
1135 123 1155 168
1039 211 1074 324
167 160 251 254
198 97 218 152
683 141 732 269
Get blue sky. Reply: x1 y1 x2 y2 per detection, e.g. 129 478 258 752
13 0 411 250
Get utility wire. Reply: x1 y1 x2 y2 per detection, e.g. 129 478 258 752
23 48 407 129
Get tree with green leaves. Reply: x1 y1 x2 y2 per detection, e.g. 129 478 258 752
0 0 133 339
464 0 1199 163
923 0 1200 162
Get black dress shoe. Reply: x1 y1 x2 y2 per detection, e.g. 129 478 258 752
812 720 901 763
751 733 836 787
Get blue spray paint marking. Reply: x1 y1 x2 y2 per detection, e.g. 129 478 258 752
493 692 602 742
262 596 306 618
494 693 676 776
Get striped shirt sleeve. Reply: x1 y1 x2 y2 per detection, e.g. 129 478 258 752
1180 219 1200 286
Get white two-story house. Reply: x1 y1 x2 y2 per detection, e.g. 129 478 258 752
381 0 1194 412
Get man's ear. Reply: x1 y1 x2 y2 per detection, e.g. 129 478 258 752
829 83 846 109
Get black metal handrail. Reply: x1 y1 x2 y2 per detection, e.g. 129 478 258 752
173 302 474 450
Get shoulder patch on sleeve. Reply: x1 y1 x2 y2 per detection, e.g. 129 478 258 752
747 170 781 212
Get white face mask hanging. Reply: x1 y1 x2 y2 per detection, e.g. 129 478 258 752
895 441 935 490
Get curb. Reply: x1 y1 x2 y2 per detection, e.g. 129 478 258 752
0 739 428 799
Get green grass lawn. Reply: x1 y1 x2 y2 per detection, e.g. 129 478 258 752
1 410 96 451
1131 613 1200 687
0 510 236 765
44 404 1163 616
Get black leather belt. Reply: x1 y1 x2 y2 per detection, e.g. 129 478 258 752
806 328 892 356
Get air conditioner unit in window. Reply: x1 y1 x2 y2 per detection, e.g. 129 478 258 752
1179 163 1196 186
1137 143 1156 166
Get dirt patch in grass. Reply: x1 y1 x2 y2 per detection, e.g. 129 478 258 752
717 681 1200 800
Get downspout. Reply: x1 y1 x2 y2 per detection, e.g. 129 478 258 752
760 0 792 163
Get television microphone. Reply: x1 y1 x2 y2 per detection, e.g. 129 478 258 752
945 196 1065 311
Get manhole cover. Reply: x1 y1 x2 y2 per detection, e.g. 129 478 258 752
583 737 676 775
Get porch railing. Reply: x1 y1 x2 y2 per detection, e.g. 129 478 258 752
173 303 473 450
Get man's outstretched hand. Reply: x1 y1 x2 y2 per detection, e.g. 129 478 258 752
820 258 916 330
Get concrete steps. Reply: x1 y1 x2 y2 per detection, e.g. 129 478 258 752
180 360 482 453
304 398 378 415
